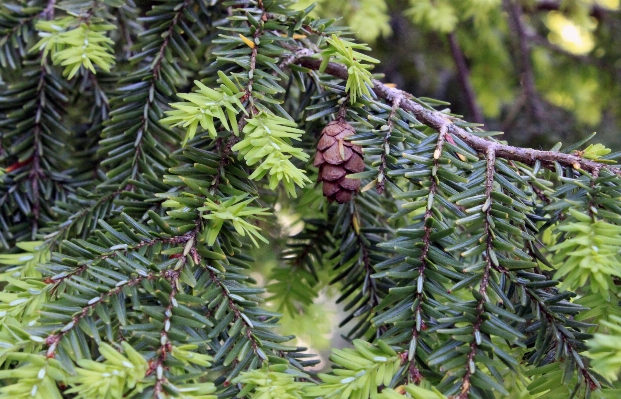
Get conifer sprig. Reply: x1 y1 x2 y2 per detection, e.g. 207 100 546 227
320 35 379 104
160 72 246 145
588 315 621 382
551 209 621 297
304 340 401 399
233 364 311 399
0 3 40 79
198 195 270 247
232 112 311 197
32 17 115 78
65 342 148 399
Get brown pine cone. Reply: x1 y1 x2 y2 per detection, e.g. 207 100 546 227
314 119 365 203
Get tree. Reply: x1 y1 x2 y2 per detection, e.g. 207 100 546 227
0 0 620 398
296 0 621 149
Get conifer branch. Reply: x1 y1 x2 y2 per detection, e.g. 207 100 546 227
46 231 195 288
151 1 189 81
43 228 198 358
268 219 331 315
46 189 121 244
29 62 48 223
45 269 160 357
15 3 64 237
295 56 621 177
352 204 384 338
209 137 235 194
519 281 600 392
0 9 37 54
204 265 265 365
376 96 401 194
407 123 449 383
150 268 181 396
129 0 191 180
3 2 621 398
458 147 496 399
114 6 137 59
219 7 266 155
240 1 266 111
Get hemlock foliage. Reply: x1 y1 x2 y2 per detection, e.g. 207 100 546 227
0 1 620 399
295 0 621 141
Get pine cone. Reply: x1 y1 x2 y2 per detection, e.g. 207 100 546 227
314 119 364 203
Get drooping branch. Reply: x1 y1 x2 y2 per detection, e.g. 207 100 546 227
351 204 385 338
22 3 65 235
129 0 192 180
505 0 544 122
516 279 601 392
150 268 181 397
45 270 160 357
458 147 496 399
447 33 484 125
203 262 265 365
45 231 196 289
376 96 401 194
405 124 450 384
294 57 621 177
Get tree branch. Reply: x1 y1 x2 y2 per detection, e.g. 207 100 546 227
128 0 191 181
458 147 496 398
448 33 484 125
150 268 181 397
404 123 450 383
529 1 609 20
295 57 621 177
45 270 159 357
41 0 56 20
376 96 401 194
505 0 544 122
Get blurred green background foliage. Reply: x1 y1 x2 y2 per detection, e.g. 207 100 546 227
294 0 621 149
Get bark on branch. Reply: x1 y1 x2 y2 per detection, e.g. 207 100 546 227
295 57 621 177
